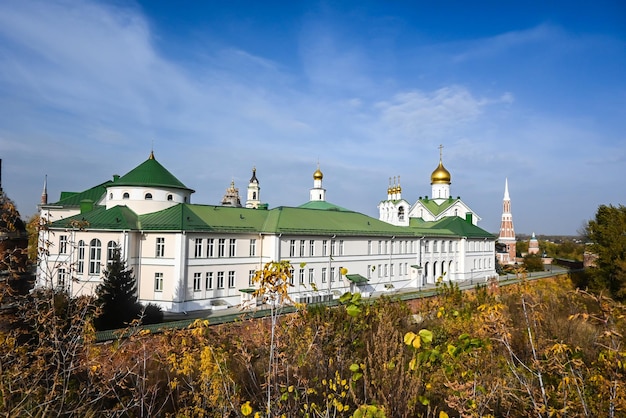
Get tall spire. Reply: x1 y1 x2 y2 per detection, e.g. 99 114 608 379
41 175 48 205
498 178 516 264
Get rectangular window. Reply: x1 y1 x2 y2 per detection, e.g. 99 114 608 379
378 264 382 278
249 270 256 287
59 235 68 254
218 239 225 257
156 237 165 257
194 238 203 258
290 240 296 257
155 272 163 292
331 239 336 256
89 240 101 275
249 239 256 257
405 263 408 276
308 268 314 284
384 264 388 277
207 239 214 257
228 271 235 288
229 239 236 257
299 269 305 285
309 240 315 256
206 272 213 290
58 268 66 287
289 268 294 285
424 241 430 252
390 263 394 276
217 272 224 289
322 240 328 256
433 241 438 252
330 267 336 282
322 267 327 283
367 240 372 255
193 272 202 291
339 240 344 255
378 240 382 254
300 240 305 257
385 240 389 254
77 241 85 274
367 265 371 279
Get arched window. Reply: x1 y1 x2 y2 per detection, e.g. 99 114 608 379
398 206 405 221
107 241 117 263
89 239 101 275
109 193 113 199
145 193 153 200
123 192 130 199
167 194 173 201
252 192 257 199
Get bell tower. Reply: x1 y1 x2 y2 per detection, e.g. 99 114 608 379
498 178 516 264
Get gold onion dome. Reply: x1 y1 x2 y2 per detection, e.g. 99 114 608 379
431 160 451 184
313 167 323 180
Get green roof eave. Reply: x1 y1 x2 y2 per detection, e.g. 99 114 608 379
418 198 458 216
51 181 112 206
346 274 368 283
49 205 139 230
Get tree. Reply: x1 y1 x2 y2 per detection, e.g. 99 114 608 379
94 245 141 330
522 253 544 273
584 204 626 300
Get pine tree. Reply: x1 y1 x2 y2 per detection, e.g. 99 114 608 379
94 245 141 330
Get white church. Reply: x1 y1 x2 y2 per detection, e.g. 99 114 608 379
37 149 496 312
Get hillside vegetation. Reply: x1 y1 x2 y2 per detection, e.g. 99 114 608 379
1 273 625 417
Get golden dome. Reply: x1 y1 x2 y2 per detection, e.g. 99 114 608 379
431 160 451 185
313 167 323 180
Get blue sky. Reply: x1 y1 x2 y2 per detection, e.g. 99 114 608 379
0 0 624 235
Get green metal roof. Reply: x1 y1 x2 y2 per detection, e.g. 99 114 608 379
51 181 112 207
50 205 139 230
260 206 414 237
346 274 368 283
113 153 194 192
417 197 459 216
47 203 493 240
298 200 351 211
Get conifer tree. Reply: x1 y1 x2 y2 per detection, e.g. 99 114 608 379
94 244 141 330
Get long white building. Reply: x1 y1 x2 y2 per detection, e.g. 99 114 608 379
37 150 496 312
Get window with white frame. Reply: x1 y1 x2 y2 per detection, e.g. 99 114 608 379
424 240 430 252
107 241 116 262
378 264 382 278
308 268 314 284
194 238 203 258
218 239 225 257
58 268 66 288
290 240 296 257
77 240 85 274
207 239 214 257
367 265 371 279
217 272 224 288
249 270 256 287
206 272 213 289
89 239 101 274
309 240 314 256
289 268 294 285
322 240 328 256
59 235 68 254
299 269 304 285
390 263 394 276
229 239 236 257
193 272 202 292
331 239 336 256
330 267 335 282
249 239 256 257
322 267 327 283
367 240 372 255
378 240 382 254
339 240 344 255
228 271 235 288
156 237 165 258
300 240 305 257
155 272 163 292
384 264 388 277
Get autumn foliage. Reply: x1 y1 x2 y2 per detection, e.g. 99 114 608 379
1 270 626 416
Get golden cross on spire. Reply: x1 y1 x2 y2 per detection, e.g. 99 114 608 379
439 144 444 160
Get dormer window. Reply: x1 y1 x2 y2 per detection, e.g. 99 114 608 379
109 193 113 199
167 194 173 201
145 193 153 200
123 192 129 199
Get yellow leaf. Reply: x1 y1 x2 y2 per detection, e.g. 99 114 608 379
241 401 253 416
440 412 449 418
404 331 416 346
412 335 421 349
